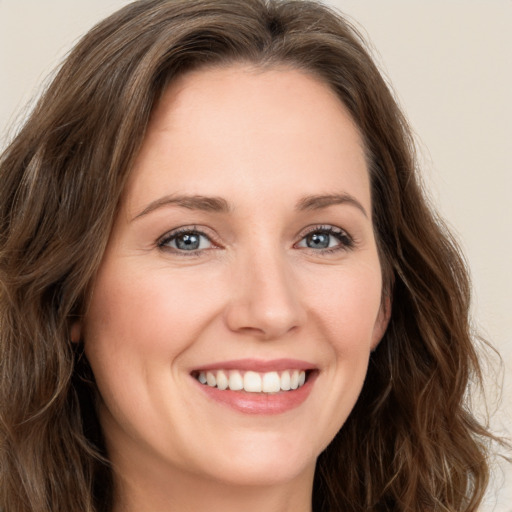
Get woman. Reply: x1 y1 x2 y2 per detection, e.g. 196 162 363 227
0 0 498 510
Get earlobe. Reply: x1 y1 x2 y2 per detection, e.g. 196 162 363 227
371 296 392 351
70 321 82 343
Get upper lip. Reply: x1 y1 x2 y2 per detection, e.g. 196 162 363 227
191 358 316 373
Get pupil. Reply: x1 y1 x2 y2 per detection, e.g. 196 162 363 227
177 233 200 250
307 232 329 249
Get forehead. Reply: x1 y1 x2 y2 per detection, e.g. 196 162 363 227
123 64 370 215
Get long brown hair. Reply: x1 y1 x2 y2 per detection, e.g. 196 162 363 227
0 1 497 510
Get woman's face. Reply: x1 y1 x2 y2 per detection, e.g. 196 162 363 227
79 65 389 491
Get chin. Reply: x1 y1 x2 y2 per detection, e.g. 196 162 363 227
206 456 315 488
185 428 320 488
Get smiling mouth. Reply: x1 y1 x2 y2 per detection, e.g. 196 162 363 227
193 369 310 393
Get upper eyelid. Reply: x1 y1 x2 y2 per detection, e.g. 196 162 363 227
296 224 352 239
158 226 217 246
295 224 356 251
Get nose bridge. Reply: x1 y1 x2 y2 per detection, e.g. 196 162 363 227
225 241 305 339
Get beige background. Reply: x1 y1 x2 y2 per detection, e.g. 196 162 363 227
0 1 510 510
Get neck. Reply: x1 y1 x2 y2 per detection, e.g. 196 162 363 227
113 462 315 512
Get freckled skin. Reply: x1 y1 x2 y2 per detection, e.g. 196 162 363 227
78 65 390 512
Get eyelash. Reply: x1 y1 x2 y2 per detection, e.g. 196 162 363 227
297 225 355 254
157 226 215 256
157 224 355 256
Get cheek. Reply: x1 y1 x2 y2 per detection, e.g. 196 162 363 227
84 263 221 362
304 262 383 352
295 263 383 443
81 263 224 434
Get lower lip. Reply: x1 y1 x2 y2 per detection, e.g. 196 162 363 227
193 372 317 415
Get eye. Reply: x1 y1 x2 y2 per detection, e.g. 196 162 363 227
158 228 213 253
296 226 354 252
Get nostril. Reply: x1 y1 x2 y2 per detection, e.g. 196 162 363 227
224 303 304 340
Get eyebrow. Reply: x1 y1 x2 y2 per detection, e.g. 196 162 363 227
296 193 368 218
133 192 367 220
133 194 231 220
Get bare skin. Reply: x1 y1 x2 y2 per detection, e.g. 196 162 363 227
77 65 389 512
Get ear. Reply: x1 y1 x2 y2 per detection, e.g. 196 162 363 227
70 321 82 343
370 295 392 351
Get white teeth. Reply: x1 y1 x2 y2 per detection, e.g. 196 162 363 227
206 371 216 387
196 369 308 393
244 371 262 392
216 370 229 390
290 370 299 390
228 370 243 391
262 371 280 393
280 370 291 391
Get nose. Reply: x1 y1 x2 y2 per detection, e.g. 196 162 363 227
224 248 306 340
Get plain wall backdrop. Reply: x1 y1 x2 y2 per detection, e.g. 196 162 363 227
0 1 510 510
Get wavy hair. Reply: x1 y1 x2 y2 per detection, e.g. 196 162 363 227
0 1 496 510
